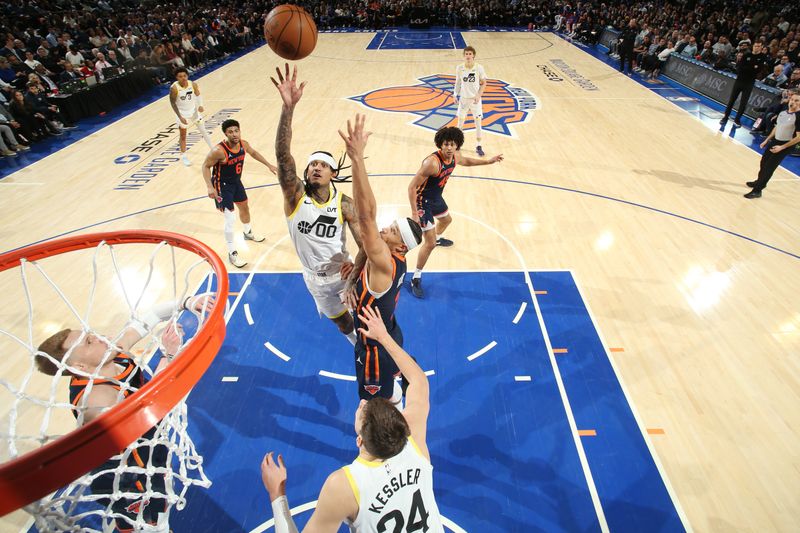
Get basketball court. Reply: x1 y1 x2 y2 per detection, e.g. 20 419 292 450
1 30 799 532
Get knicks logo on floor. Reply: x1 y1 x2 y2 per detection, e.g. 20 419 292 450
350 74 537 137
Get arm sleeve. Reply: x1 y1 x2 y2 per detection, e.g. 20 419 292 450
271 496 300 533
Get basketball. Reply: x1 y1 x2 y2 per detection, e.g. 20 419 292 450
263 4 318 60
363 86 453 112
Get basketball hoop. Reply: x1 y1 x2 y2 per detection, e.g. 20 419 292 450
0 230 228 530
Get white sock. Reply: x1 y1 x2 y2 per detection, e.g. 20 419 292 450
475 119 482 145
345 330 357 346
223 209 236 254
391 379 404 412
243 223 252 234
413 269 422 280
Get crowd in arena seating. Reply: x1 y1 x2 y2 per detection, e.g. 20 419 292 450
0 0 270 156
1 0 799 157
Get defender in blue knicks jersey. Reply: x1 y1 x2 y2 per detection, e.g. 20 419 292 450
407 126 503 298
202 119 277 268
261 305 443 533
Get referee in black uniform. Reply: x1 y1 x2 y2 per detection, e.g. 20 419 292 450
744 91 800 198
720 42 770 126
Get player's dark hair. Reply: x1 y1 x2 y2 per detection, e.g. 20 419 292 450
407 218 422 245
464 45 476 55
361 397 410 459
35 329 73 376
174 66 189 77
221 119 240 133
434 126 464 150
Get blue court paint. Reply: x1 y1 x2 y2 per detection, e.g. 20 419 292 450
367 31 467 50
531 272 685 532
156 271 681 532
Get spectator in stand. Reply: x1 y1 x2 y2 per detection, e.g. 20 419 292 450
0 104 29 156
94 52 113 80
752 90 791 135
653 40 676 79
680 36 698 58
79 59 96 79
0 57 25 88
23 51 43 72
33 65 59 93
775 55 793 78
9 89 57 140
117 39 134 62
60 61 81 83
787 69 800 90
674 34 690 55
698 41 714 63
713 36 733 61
65 46 85 67
107 50 121 67
25 82 73 129
764 65 788 88
633 35 652 72
0 101 31 146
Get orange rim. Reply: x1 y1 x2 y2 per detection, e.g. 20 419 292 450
0 230 228 516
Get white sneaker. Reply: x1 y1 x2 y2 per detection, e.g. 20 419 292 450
181 154 191 166
243 230 265 242
228 251 247 268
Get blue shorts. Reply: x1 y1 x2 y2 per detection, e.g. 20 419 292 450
213 179 247 211
416 194 449 232
355 325 403 401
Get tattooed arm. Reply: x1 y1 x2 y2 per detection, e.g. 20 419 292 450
271 63 306 216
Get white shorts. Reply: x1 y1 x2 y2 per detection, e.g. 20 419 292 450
457 97 482 119
302 272 348 319
176 111 201 130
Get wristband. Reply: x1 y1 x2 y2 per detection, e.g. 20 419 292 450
270 495 299 533
196 95 204 107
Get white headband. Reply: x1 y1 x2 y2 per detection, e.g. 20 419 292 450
307 152 338 171
395 218 419 252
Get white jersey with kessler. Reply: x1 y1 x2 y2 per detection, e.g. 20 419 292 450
171 81 198 118
286 185 351 318
343 437 444 533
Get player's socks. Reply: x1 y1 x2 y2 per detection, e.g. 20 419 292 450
413 269 422 279
345 330 357 346
223 209 236 253
243 223 252 234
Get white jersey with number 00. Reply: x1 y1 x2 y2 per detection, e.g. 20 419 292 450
344 438 444 533
455 63 486 100
286 186 350 276
171 81 198 117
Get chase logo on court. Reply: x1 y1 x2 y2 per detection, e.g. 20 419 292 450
350 75 537 137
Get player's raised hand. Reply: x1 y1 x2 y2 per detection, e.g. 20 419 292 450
161 322 184 359
261 452 288 501
357 304 389 343
337 113 371 159
187 294 216 314
270 63 306 108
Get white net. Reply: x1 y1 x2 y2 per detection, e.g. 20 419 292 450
0 237 222 532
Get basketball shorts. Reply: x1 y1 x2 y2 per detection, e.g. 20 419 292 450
90 432 168 532
212 178 247 211
355 325 403 401
417 195 449 232
457 97 482 119
302 270 348 319
176 110 201 130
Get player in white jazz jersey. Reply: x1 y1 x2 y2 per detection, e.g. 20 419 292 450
261 304 444 533
454 45 487 156
271 63 365 345
169 67 214 166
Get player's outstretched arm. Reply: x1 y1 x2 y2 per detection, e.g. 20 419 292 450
201 147 224 201
192 81 204 113
271 63 306 216
340 194 366 287
118 295 215 352
357 305 431 458
455 151 504 167
338 114 391 274
242 140 277 175
407 156 438 225
261 452 354 533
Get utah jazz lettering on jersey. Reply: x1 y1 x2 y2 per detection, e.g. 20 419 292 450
463 72 476 83
212 141 245 184
287 186 349 277
417 151 456 199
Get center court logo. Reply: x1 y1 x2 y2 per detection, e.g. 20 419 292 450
350 75 538 138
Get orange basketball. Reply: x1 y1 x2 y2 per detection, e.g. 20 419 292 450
363 86 453 112
264 4 318 60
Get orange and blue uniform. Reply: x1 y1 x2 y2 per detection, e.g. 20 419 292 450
415 150 456 231
212 140 247 211
353 254 407 400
